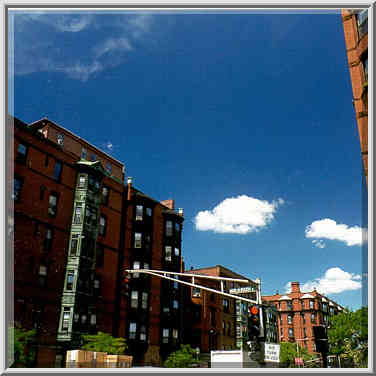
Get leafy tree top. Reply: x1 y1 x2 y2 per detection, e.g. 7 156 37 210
81 332 127 355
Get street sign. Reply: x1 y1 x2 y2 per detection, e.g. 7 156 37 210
229 287 255 294
263 343 280 363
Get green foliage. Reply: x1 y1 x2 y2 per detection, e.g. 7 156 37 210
9 323 36 367
164 344 197 368
279 342 315 368
328 307 368 368
81 332 127 355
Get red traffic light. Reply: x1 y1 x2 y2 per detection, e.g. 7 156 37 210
249 305 259 315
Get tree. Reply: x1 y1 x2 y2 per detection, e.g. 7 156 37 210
328 307 368 368
279 342 316 368
81 332 127 355
9 323 36 367
164 344 197 368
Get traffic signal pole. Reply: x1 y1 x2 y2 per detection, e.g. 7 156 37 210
125 268 260 305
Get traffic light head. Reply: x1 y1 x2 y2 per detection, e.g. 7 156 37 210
248 305 261 340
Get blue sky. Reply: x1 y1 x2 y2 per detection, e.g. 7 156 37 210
9 10 367 310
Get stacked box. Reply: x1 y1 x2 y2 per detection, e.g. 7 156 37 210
66 350 107 368
105 354 133 368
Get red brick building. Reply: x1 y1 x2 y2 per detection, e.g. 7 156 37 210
11 115 183 367
342 8 368 184
262 282 343 354
181 265 260 354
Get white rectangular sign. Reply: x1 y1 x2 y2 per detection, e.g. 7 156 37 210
264 343 280 363
229 287 254 294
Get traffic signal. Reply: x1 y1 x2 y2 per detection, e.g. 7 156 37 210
122 270 132 296
248 305 261 340
313 326 328 354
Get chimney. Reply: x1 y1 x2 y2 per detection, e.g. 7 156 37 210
127 177 132 201
291 282 300 293
161 199 175 210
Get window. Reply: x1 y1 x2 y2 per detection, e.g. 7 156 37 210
173 329 178 340
142 292 148 309
134 233 142 248
16 143 28 163
66 271 74 290
57 133 64 146
165 246 172 261
301 313 306 324
309 300 314 309
357 9 368 38
37 265 48 287
129 322 137 339
210 293 215 303
163 306 170 313
174 248 180 257
96 244 104 267
81 314 87 324
140 325 147 341
144 262 149 271
145 233 151 250
101 186 109 205
44 228 53 252
166 221 173 236
72 206 81 225
131 291 138 308
227 323 231 336
288 314 293 324
301 300 305 309
223 321 226 335
192 287 201 297
31 309 43 329
286 301 292 310
329 307 334 315
281 328 284 337
322 303 327 312
40 185 46 200
135 205 143 221
106 163 112 175
162 328 169 343
146 207 152 217
223 299 230 313
303 328 307 338
210 308 216 326
78 175 86 188
53 161 62 181
99 216 106 236
173 300 179 309
81 148 87 160
288 328 294 338
323 315 328 324
133 261 140 278
90 153 96 162
48 193 58 216
311 313 316 323
90 314 96 326
13 177 23 201
61 307 71 331
175 222 180 232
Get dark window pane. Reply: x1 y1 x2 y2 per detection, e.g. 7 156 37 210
53 161 62 181
13 177 23 201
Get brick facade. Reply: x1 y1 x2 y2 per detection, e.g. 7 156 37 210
10 115 184 367
262 282 343 354
341 9 368 184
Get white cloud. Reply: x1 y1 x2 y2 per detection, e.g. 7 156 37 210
305 218 364 247
194 195 284 234
105 141 114 151
300 267 362 295
12 13 154 81
312 239 326 248
93 37 132 59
